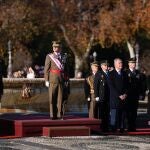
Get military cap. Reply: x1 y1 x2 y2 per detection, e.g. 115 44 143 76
52 41 61 47
90 61 99 67
100 60 109 65
128 57 136 63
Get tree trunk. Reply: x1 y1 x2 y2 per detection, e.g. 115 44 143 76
134 42 140 70
127 41 135 58
60 24 94 77
74 55 84 78
127 40 140 69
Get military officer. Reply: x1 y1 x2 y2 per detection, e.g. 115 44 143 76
126 57 147 131
44 41 70 120
84 61 99 118
94 60 110 132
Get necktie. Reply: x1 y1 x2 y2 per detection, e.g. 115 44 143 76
105 71 108 77
118 71 121 75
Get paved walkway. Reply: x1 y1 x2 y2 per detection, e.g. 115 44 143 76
0 135 150 150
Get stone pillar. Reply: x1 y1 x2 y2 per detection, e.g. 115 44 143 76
7 40 12 78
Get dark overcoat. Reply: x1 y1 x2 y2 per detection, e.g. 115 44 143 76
108 69 128 109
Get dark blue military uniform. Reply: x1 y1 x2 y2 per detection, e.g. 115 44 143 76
126 69 147 131
94 70 110 131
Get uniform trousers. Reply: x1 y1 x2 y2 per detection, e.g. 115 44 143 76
49 83 63 119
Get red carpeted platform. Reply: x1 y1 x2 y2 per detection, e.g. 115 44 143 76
0 113 150 138
14 118 100 137
101 128 150 136
43 126 90 137
127 128 150 135
0 113 100 137
0 136 20 139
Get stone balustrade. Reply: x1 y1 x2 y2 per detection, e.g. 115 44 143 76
3 78 85 88
2 78 87 113
1 78 149 114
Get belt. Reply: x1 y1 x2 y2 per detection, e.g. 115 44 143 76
49 69 63 74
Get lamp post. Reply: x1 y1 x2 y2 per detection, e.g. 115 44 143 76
93 51 97 61
7 40 12 78
135 43 140 70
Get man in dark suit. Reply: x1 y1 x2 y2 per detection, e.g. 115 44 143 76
0 58 4 108
44 41 70 120
94 60 110 132
84 61 99 118
126 58 147 131
109 58 128 132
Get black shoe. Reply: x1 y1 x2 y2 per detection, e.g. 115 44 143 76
110 126 117 132
102 128 109 133
120 128 125 133
58 117 64 120
128 128 136 132
51 117 58 120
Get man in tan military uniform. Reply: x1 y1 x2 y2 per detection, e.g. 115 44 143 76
44 41 70 120
84 61 99 118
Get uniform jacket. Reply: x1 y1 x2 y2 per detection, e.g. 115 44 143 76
94 70 110 102
109 69 128 109
44 52 69 84
84 74 95 99
126 69 147 100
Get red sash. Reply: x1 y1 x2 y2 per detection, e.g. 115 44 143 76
48 54 63 70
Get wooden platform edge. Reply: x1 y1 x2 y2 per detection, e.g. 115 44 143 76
43 126 91 137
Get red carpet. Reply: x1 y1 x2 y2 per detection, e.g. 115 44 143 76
43 126 90 137
101 128 150 136
0 113 150 138
14 118 101 137
0 114 100 137
0 136 20 139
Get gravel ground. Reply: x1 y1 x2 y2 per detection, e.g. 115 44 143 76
0 135 150 150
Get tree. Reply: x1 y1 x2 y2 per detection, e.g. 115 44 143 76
0 0 51 71
97 0 150 69
0 0 149 76
48 0 102 76
48 0 150 76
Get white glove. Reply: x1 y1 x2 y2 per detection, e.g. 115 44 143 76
95 97 99 102
45 81 49 87
87 97 91 101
